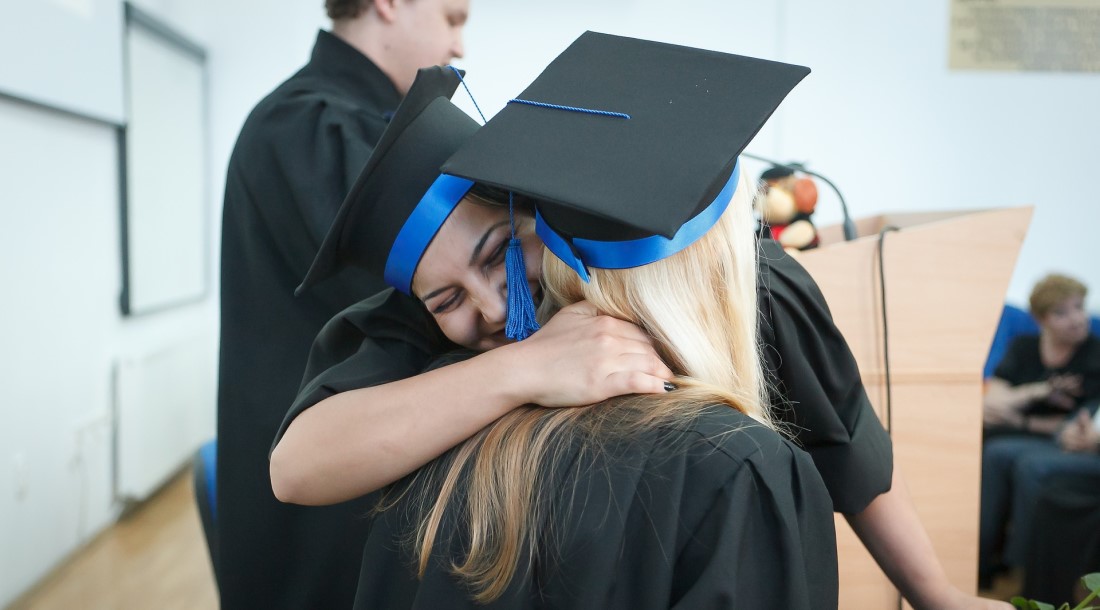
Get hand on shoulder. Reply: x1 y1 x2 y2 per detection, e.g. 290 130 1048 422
501 301 675 408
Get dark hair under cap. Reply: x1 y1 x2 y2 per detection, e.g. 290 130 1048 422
297 66 479 296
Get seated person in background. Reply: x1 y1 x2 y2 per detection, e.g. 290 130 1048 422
979 273 1100 587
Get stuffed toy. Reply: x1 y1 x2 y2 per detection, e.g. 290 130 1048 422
755 165 820 252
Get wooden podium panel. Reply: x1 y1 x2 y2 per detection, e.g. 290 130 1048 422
797 207 1032 609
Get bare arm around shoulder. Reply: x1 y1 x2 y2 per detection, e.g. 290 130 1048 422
270 302 673 506
846 468 1012 610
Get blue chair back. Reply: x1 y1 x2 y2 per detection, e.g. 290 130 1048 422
193 438 219 588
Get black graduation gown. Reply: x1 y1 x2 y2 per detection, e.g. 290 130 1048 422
353 406 838 610
218 30 402 610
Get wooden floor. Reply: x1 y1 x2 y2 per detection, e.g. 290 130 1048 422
7 471 217 610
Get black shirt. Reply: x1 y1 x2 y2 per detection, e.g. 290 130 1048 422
993 334 1100 416
217 30 400 610
353 406 838 609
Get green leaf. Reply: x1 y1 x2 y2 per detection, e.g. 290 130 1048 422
1012 597 1031 610
1085 573 1100 593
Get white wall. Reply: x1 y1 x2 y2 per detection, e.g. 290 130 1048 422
2 0 1096 604
0 99 121 605
0 95 219 607
453 0 1098 307
0 1 230 604
775 0 1099 306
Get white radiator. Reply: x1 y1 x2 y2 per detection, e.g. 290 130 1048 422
114 334 216 501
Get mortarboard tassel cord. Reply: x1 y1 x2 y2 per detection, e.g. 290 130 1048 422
449 66 539 340
506 98 632 120
449 66 488 122
505 192 540 340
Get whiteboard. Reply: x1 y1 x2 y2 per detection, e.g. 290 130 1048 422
121 6 208 315
0 0 125 124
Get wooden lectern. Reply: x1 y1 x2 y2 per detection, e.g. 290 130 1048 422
795 207 1033 609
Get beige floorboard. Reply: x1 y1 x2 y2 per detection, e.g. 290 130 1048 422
7 471 217 610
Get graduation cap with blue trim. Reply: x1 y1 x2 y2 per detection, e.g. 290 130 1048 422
442 31 810 281
296 65 479 296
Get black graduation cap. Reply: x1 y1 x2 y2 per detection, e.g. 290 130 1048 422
442 31 809 279
297 65 479 296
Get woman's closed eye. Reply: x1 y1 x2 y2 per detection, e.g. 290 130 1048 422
430 289 463 315
483 239 507 269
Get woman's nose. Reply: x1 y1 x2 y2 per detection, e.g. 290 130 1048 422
473 281 507 325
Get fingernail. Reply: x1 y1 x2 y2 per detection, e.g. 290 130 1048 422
664 382 677 392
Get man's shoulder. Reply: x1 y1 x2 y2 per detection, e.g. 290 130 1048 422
227 69 383 179
241 70 361 132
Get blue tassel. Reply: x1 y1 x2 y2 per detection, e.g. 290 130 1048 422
504 237 540 341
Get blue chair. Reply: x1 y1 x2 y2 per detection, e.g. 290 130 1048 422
193 438 219 588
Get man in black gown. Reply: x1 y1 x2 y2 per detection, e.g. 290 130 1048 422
217 0 469 607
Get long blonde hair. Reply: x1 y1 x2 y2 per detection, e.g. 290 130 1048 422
395 169 769 603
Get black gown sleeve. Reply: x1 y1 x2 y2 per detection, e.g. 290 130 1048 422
271 288 455 451
757 239 893 514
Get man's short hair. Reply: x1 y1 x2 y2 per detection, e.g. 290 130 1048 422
326 0 371 21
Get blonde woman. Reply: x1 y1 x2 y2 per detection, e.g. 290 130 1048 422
354 172 836 610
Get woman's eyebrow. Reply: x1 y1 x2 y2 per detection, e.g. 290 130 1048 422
420 286 452 302
468 220 510 266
